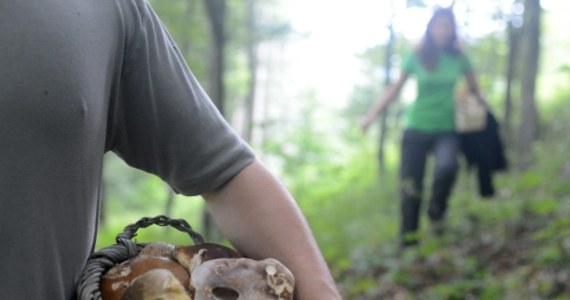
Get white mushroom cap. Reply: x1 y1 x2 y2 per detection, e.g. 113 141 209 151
190 258 295 300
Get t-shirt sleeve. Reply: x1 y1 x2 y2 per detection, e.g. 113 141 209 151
401 50 416 74
106 0 255 196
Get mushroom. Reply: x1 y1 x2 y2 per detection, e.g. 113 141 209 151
139 242 177 258
172 243 241 273
100 243 190 300
101 242 294 300
172 243 242 295
190 258 295 300
121 269 192 300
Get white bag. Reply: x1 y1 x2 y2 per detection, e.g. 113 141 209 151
455 94 487 133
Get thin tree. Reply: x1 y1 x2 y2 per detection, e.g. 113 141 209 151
517 0 541 170
202 0 227 242
504 14 522 142
164 188 176 217
243 0 259 143
203 0 227 114
377 15 395 175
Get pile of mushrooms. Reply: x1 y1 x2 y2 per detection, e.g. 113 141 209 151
100 242 295 300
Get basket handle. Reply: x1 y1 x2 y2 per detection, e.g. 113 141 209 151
115 215 205 246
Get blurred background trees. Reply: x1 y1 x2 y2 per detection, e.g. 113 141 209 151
98 0 570 298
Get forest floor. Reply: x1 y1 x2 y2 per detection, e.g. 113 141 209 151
339 196 570 299
337 103 570 300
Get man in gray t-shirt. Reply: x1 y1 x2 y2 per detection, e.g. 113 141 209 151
0 0 340 299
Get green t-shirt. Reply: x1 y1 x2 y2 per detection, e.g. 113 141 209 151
402 50 473 132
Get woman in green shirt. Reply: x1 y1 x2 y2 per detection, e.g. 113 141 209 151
361 7 487 248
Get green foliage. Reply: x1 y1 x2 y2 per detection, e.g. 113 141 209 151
467 33 509 106
149 0 210 79
332 94 570 299
98 154 205 249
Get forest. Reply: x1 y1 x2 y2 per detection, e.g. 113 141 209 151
96 0 570 299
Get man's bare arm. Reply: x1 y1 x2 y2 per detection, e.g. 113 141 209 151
202 159 342 299
465 71 489 109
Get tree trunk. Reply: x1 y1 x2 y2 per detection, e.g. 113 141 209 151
504 21 522 143
179 0 198 57
202 0 226 114
517 0 541 170
201 0 227 242
377 21 395 176
243 0 258 143
164 188 175 217
99 178 108 227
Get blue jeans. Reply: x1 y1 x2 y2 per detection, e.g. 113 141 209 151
399 129 460 245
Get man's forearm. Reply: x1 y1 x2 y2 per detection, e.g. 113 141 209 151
202 159 342 299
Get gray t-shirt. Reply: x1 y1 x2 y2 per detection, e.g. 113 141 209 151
0 0 254 298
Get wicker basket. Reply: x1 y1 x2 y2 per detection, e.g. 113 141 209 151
76 215 205 300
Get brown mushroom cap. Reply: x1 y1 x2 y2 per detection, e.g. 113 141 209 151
172 243 241 272
138 242 175 258
100 242 242 300
100 243 190 300
121 268 192 300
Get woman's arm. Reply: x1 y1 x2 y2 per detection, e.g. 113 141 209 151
360 72 409 132
202 159 342 300
465 71 489 109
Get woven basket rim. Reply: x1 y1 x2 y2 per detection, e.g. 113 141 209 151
76 215 204 300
